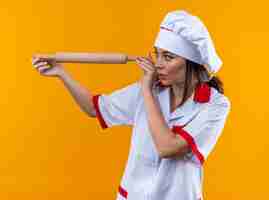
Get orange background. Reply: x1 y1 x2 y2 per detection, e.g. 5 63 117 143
1 0 268 199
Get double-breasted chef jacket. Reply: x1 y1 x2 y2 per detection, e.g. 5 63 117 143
91 81 231 200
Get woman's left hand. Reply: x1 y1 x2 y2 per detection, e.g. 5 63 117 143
135 53 157 91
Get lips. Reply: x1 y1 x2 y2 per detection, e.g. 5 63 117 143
157 72 168 76
158 74 167 79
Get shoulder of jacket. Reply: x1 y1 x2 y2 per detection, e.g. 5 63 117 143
210 87 231 111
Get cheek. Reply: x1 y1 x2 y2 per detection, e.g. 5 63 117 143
167 65 185 81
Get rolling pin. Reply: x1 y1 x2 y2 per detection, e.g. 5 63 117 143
32 52 139 64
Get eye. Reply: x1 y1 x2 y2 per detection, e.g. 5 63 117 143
152 51 175 61
164 55 174 61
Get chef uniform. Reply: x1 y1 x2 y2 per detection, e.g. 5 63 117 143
91 10 231 200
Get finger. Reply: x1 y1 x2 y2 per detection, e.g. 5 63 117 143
32 58 48 66
32 57 38 63
139 56 154 65
36 65 50 72
34 61 49 69
35 64 51 72
38 66 50 71
137 57 153 66
136 57 153 67
32 57 41 65
38 66 50 73
137 64 151 73
136 59 155 72
34 62 47 68
136 61 154 73
33 54 51 60
136 59 151 69
32 56 52 65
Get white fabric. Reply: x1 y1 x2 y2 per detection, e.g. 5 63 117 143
181 95 231 162
97 82 141 127
154 10 222 73
154 28 202 65
94 82 231 200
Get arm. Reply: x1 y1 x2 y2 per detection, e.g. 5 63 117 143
58 70 96 118
135 55 189 158
142 88 189 158
32 56 96 118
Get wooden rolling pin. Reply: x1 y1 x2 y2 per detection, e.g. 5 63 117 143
32 52 139 64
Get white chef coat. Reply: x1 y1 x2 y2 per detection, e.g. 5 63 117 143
91 80 231 200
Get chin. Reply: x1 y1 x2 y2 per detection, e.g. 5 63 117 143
159 79 171 87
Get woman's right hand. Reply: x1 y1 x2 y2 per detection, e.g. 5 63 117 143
32 56 65 77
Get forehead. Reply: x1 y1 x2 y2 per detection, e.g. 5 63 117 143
153 47 179 57
153 46 186 61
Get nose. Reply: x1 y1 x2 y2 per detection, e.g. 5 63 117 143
154 54 167 68
155 61 165 70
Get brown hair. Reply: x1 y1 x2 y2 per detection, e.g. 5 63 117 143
180 59 224 106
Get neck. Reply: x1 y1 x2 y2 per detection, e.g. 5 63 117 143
170 78 198 105
171 83 185 102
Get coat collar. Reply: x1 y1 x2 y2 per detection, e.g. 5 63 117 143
156 81 211 103
156 82 211 121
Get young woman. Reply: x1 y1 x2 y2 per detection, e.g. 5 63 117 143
32 10 231 200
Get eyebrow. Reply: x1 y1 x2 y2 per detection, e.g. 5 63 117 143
153 47 176 55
